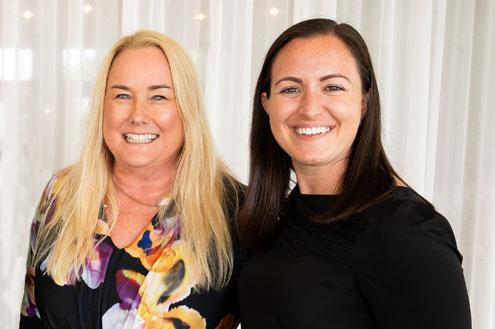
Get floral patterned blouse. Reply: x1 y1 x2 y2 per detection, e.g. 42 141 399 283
20 176 242 329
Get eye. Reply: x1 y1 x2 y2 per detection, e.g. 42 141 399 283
325 85 345 92
115 94 131 100
280 87 300 94
151 95 167 101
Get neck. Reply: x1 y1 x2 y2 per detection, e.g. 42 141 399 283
111 162 174 198
293 158 347 195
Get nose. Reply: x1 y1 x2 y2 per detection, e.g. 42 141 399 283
130 97 149 125
298 90 323 118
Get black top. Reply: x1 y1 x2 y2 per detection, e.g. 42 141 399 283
239 186 471 329
20 175 242 329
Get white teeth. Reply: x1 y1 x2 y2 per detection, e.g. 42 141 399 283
124 133 158 143
295 127 331 136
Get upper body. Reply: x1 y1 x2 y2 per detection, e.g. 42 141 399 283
239 18 471 328
20 31 242 329
21 175 242 329
239 185 470 329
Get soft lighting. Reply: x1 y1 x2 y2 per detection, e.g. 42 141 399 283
0 48 33 81
22 10 33 20
269 7 279 16
83 4 93 14
44 108 51 114
194 12 206 21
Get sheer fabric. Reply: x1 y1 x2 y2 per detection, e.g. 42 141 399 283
1 1 494 328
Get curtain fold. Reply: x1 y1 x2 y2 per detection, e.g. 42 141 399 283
1 1 493 327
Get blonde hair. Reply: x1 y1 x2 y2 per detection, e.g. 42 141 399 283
33 30 238 290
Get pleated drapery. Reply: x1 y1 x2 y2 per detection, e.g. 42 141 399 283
1 1 494 328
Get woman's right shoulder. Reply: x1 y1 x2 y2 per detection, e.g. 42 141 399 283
35 169 70 222
40 170 64 198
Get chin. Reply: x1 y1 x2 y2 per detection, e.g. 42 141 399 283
293 150 324 162
301 160 328 167
115 156 155 170
293 157 326 167
292 151 341 169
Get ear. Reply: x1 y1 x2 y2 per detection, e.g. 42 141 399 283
261 92 269 115
361 93 368 118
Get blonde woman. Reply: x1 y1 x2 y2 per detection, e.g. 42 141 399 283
20 31 242 329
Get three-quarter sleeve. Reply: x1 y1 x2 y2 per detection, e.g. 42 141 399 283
19 177 56 328
351 200 471 329
19 234 42 327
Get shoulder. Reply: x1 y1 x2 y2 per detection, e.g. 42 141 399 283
33 170 70 226
361 187 457 248
41 169 70 198
220 176 249 263
348 188 471 328
351 187 462 271
222 176 246 223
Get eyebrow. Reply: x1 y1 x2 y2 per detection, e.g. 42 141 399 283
274 74 351 86
274 77 302 86
320 74 351 83
109 84 171 91
149 84 171 90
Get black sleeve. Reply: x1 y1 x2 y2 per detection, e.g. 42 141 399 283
19 177 57 328
222 179 247 328
19 218 43 329
19 315 43 329
221 237 244 329
350 200 471 329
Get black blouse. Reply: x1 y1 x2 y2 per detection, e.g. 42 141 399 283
239 186 471 329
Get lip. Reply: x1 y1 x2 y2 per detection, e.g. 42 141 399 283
122 133 160 144
292 125 333 139
122 132 160 135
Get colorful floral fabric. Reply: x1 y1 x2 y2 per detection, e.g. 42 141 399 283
20 176 240 329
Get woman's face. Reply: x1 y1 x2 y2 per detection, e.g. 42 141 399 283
103 47 184 173
262 35 366 174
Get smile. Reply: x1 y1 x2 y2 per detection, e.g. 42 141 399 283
123 133 159 143
294 126 331 136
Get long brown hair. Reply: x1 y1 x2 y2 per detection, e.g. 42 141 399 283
240 18 403 248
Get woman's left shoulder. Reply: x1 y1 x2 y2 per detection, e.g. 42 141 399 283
355 187 461 261
223 178 246 222
349 187 471 328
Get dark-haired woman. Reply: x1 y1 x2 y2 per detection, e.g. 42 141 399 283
238 18 471 329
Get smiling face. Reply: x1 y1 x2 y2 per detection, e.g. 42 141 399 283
103 46 184 173
262 34 366 177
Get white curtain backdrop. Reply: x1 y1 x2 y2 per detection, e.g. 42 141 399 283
1 0 494 328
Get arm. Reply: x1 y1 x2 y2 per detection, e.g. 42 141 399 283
351 200 471 329
19 216 43 328
19 177 57 328
223 181 247 329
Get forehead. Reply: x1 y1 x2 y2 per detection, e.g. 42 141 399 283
271 34 359 80
107 46 171 81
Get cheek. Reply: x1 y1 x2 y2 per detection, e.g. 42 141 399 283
266 103 297 150
102 119 116 152
268 113 286 142
157 107 185 142
103 103 121 129
102 110 111 139
156 108 179 129
102 104 123 146
332 98 363 126
267 100 291 129
337 113 363 151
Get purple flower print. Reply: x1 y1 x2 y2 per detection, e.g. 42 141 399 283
115 270 144 310
81 241 113 289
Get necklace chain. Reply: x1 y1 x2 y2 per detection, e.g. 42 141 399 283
114 182 166 208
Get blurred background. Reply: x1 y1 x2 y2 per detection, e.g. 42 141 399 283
1 0 494 327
